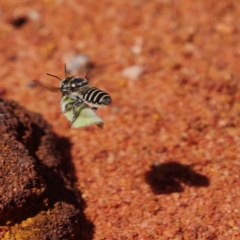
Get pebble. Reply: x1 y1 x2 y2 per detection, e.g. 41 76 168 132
122 65 144 80
66 54 91 74
27 81 37 88
28 9 41 21
131 45 142 55
9 15 28 28
182 43 196 57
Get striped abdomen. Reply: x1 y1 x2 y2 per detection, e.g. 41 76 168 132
83 87 111 107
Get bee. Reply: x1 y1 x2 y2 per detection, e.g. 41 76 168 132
34 64 112 125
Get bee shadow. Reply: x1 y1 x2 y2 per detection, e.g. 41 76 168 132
145 162 210 194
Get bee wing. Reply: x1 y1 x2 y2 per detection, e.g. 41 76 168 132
84 61 116 80
61 96 104 128
32 80 61 92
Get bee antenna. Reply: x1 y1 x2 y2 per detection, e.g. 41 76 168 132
85 69 91 80
46 73 62 81
64 64 68 77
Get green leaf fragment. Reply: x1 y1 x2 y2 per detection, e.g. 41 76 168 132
60 97 104 128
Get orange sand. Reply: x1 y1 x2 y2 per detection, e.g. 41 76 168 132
1 0 240 239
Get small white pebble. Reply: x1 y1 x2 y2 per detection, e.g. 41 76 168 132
28 9 41 21
122 65 144 80
131 45 142 55
67 54 91 74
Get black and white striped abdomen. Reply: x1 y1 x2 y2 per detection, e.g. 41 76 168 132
83 87 112 107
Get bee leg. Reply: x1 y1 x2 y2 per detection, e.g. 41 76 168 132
63 102 75 113
59 102 74 117
69 105 78 128
58 92 67 103
92 107 98 111
69 101 83 128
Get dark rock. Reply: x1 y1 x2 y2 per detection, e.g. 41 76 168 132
0 98 94 240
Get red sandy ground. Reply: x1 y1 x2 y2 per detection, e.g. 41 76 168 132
1 1 240 239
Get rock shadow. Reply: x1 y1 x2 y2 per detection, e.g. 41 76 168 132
28 122 95 240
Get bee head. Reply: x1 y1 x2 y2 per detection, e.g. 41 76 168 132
60 77 72 91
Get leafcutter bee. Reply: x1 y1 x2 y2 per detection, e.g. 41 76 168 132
34 64 112 126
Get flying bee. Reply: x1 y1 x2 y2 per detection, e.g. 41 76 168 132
34 64 112 126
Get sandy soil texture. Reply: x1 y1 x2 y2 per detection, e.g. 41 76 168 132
0 0 240 239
